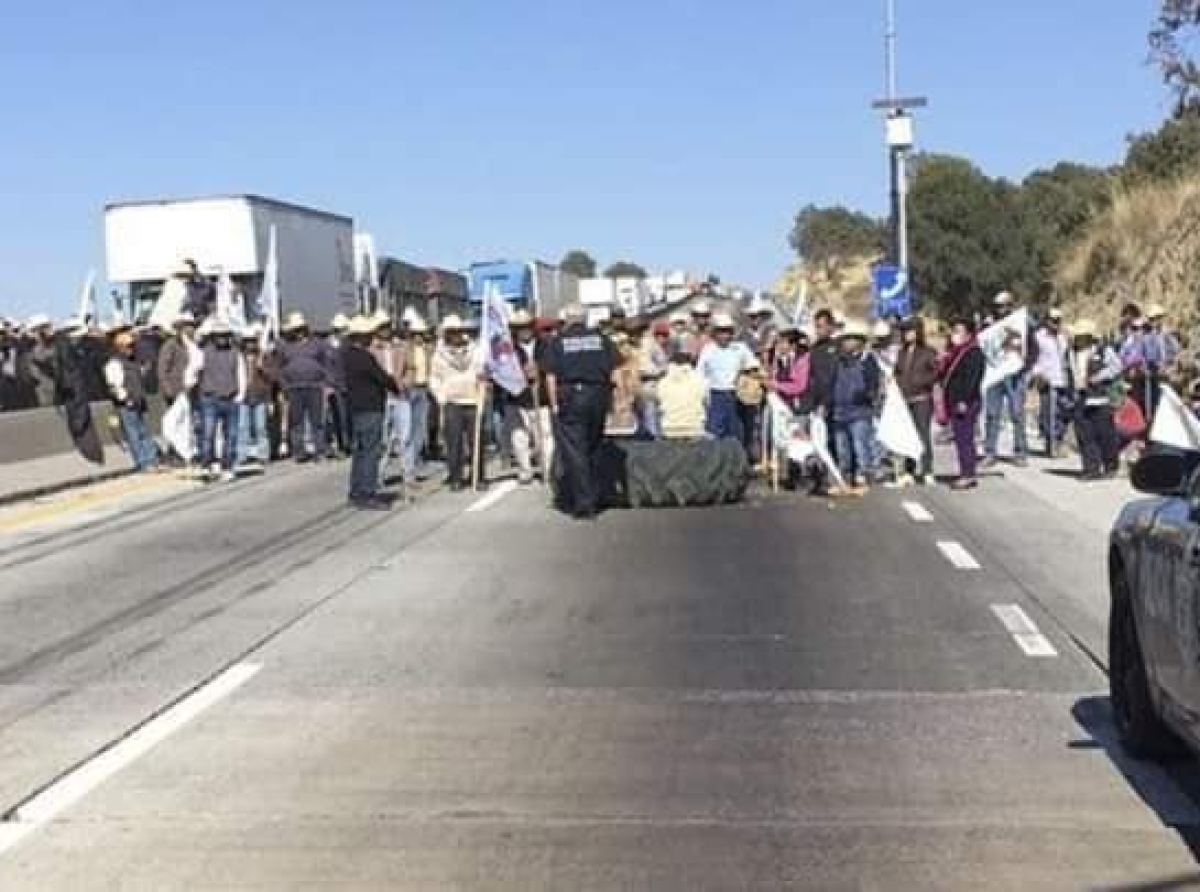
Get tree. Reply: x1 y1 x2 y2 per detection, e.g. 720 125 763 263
1150 0 1200 111
559 249 597 279
787 205 885 284
1018 162 1114 291
907 154 1041 317
603 261 647 279
1123 108 1200 185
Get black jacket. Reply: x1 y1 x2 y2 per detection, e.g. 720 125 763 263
808 337 840 409
343 344 398 414
942 346 986 407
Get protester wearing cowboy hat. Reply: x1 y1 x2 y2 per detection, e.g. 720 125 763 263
743 297 777 360
104 328 159 473
431 313 486 491
321 314 354 459
1031 308 1070 457
1069 318 1123 480
1143 303 1181 416
277 309 330 463
496 308 542 484
235 323 277 467
827 320 882 493
341 315 400 510
195 317 247 482
21 314 58 408
695 311 755 442
367 309 414 481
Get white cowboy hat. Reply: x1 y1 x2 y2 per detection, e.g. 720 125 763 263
691 301 712 316
207 317 232 336
173 310 196 327
347 315 376 336
330 313 350 331
26 314 52 331
60 316 87 336
441 314 467 331
407 317 429 333
838 319 870 341
370 310 392 330
1147 303 1168 319
509 308 534 327
1048 307 1064 320
993 291 1014 306
746 297 772 316
711 312 736 330
669 311 689 325
871 320 892 339
240 323 263 340
282 312 308 332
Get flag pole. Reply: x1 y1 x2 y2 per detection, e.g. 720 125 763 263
471 382 487 490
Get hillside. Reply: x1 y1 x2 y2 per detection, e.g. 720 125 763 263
773 256 877 322
1055 176 1200 339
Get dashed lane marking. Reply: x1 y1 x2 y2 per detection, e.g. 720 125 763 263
466 480 519 514
902 501 934 523
0 662 261 856
991 604 1059 658
936 540 981 570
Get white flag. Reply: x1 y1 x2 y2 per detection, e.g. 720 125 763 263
765 393 846 488
260 225 281 342
76 269 97 325
162 394 195 461
978 307 1029 394
1150 385 1200 451
876 381 925 461
481 282 527 397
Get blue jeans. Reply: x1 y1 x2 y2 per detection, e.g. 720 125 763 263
238 403 269 465
984 374 1029 459
833 417 874 481
350 412 385 501
639 394 662 440
705 390 743 441
385 395 413 475
201 396 239 471
408 386 431 471
118 407 159 471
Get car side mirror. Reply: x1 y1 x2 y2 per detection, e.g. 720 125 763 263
1131 452 1187 496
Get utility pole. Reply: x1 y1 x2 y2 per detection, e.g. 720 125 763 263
872 0 925 275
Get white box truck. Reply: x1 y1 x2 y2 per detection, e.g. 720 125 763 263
104 194 357 328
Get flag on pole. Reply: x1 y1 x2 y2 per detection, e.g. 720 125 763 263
481 282 527 397
876 380 925 461
76 269 97 325
1150 385 1200 451
978 308 1029 394
260 224 280 349
765 393 846 489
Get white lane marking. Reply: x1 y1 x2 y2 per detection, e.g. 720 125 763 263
936 540 981 570
466 480 519 514
991 605 1059 658
902 501 934 523
0 662 261 854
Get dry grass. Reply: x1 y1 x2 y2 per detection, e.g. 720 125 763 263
1055 176 1200 336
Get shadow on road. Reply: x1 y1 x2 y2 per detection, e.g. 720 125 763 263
1073 696 1200 887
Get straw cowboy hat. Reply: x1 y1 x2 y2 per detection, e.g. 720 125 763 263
1072 318 1099 339
330 313 350 331
1147 304 1168 320
711 312 736 330
173 310 196 328
838 319 871 341
240 323 263 341
407 316 429 334
993 291 1014 307
347 315 376 336
871 319 892 339
509 308 534 327
691 301 712 316
207 317 232 336
440 314 467 332
282 312 308 332
370 310 392 330
26 314 52 331
669 311 689 325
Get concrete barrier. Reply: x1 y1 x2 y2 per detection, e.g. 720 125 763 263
1 399 164 466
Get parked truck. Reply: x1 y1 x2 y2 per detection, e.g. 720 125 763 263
104 194 357 328
467 260 579 318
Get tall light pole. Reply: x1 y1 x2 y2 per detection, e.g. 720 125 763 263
872 0 925 275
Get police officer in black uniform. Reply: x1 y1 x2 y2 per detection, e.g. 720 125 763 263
542 304 618 519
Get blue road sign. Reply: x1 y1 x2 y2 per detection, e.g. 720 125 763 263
872 263 913 319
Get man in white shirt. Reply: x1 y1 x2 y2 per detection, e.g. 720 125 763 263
696 312 754 440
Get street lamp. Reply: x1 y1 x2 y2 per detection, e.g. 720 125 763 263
871 0 926 275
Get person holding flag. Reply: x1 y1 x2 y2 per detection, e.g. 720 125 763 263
431 315 486 491
1068 319 1123 480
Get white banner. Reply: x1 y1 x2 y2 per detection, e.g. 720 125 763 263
260 224 281 345
979 308 1029 394
481 282 527 397
1150 385 1200 451
876 380 925 461
162 394 195 461
765 393 846 488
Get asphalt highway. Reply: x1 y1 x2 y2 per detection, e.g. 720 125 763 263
0 460 1198 889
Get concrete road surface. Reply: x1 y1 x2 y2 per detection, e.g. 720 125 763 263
0 459 1199 890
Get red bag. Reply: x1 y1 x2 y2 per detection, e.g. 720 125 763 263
1114 396 1147 440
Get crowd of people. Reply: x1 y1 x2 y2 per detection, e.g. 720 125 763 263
1 286 1192 510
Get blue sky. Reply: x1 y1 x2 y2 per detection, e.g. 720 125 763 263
0 0 1170 319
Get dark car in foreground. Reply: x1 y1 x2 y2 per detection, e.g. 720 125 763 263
1109 450 1200 759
